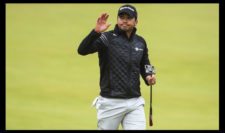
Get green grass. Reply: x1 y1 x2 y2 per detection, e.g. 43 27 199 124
6 4 219 130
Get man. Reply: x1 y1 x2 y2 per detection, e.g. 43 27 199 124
77 4 156 130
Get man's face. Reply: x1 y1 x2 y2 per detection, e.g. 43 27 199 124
117 13 137 32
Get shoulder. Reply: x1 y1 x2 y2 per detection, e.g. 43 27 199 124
134 34 148 50
100 30 117 41
135 34 147 44
98 30 115 45
100 30 113 38
102 30 114 36
98 31 112 43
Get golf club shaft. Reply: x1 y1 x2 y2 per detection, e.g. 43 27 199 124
149 84 153 126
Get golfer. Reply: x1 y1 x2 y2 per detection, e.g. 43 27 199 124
77 4 156 130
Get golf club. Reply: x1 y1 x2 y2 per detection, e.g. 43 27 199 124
145 65 155 127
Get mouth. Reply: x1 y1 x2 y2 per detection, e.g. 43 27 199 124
122 23 128 26
121 24 129 27
118 23 130 31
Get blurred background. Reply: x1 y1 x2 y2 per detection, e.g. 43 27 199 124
6 4 219 130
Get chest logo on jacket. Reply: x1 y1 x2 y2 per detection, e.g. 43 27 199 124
135 47 143 51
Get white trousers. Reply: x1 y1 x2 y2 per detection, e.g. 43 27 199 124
92 96 146 130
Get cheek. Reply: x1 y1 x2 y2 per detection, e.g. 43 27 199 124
117 19 122 24
127 19 136 25
117 20 122 24
128 21 136 26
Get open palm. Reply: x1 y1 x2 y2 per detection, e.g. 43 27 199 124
95 13 111 33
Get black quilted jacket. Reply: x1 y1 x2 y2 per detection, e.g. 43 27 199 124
78 25 152 98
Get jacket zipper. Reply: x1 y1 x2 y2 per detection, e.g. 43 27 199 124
108 47 111 91
128 40 132 96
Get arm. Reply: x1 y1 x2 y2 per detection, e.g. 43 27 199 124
77 13 111 55
140 39 156 85
77 30 102 55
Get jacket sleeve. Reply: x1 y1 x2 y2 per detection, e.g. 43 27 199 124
140 38 152 86
77 29 107 55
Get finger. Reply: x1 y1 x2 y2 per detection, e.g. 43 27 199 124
148 80 152 85
100 13 106 17
103 13 109 21
153 78 156 84
99 13 104 22
99 13 107 24
101 13 107 19
97 17 100 23
101 13 107 21
105 14 109 21
152 79 156 85
149 78 155 85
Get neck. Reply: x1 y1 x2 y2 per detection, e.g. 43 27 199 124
126 30 132 39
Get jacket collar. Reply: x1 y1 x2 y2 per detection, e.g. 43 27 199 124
113 24 137 40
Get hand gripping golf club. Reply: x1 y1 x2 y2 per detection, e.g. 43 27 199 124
145 65 155 127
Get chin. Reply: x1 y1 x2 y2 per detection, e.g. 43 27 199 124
121 27 130 31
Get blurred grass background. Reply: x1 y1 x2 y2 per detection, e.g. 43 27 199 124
6 4 219 130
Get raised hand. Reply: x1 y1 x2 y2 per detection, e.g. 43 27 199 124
95 13 111 33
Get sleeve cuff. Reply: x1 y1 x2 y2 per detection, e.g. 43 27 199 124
90 29 102 38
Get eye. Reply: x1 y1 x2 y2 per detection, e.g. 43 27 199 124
127 16 132 20
120 16 125 19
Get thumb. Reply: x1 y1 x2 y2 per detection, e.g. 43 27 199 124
106 23 111 28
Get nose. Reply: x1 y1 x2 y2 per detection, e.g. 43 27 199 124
122 18 128 23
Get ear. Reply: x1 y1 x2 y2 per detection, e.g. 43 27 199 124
135 19 138 26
